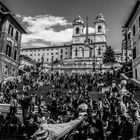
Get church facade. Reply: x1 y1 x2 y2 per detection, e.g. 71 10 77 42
56 13 107 73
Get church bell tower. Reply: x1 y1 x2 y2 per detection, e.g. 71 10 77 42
72 15 84 44
94 13 106 35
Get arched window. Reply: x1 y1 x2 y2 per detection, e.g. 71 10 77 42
98 47 101 55
76 27 80 34
98 26 102 33
5 44 12 57
75 48 78 57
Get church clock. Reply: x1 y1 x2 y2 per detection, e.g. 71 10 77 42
75 38 80 42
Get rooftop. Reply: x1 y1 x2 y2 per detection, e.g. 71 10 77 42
0 1 26 33
21 44 72 50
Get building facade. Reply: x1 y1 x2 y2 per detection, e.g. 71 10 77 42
72 14 106 60
121 36 132 63
124 0 140 80
0 2 26 81
21 45 72 63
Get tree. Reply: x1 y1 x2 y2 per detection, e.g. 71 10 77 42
103 46 115 64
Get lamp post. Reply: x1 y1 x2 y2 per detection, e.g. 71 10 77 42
93 45 96 71
51 56 54 71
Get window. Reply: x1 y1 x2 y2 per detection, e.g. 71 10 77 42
135 69 137 79
34 54 36 56
89 49 92 57
133 25 136 36
5 44 12 57
51 53 54 55
98 26 102 33
5 65 8 75
76 27 79 34
133 42 136 59
65 52 67 54
98 47 101 55
75 48 78 57
51 56 54 61
47 58 48 61
38 54 40 56
56 52 58 55
14 49 17 60
61 49 63 53
12 69 15 77
30 54 32 56
8 25 14 37
139 16 140 28
15 31 19 41
60 55 63 59
128 32 131 40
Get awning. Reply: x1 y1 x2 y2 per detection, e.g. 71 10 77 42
129 78 140 88
120 73 129 80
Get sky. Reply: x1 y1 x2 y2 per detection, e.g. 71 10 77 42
1 0 137 50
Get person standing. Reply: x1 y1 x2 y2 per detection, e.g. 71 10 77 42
20 92 31 124
119 115 133 140
10 94 18 114
97 97 103 119
30 93 36 112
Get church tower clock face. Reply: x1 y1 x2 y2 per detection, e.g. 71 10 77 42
75 38 80 42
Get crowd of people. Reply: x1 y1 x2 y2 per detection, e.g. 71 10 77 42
0 64 140 140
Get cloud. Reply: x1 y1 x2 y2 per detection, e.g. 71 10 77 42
15 13 22 18
17 14 95 48
83 27 95 34
31 43 48 47
18 14 73 47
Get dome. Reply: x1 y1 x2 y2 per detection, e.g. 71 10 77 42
73 15 84 25
95 13 105 22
